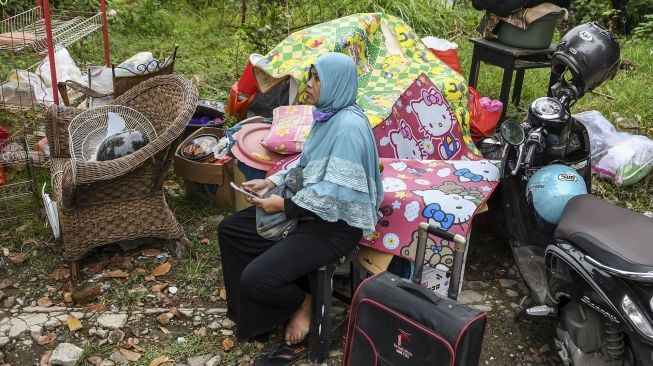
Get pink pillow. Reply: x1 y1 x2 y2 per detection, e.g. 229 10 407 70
261 105 313 154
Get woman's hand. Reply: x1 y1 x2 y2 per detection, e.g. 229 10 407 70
241 178 275 197
250 194 284 213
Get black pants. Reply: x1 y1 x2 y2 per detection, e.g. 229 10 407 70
218 206 361 341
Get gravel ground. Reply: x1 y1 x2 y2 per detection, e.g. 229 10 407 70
0 223 562 366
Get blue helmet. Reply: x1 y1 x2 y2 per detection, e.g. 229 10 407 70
526 164 587 226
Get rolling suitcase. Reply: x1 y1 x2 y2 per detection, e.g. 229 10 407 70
343 223 487 365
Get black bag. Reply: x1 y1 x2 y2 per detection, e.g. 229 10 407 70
255 166 303 241
343 271 487 365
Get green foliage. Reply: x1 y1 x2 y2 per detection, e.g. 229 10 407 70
632 14 653 38
572 0 653 35
112 0 174 36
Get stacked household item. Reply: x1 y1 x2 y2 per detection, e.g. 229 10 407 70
228 105 313 210
174 100 234 207
473 0 571 48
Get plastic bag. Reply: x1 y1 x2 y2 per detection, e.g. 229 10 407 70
0 69 53 105
116 52 156 75
421 36 462 73
36 47 85 88
574 110 653 186
468 86 503 142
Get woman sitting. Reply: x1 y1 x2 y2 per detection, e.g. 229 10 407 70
218 52 383 346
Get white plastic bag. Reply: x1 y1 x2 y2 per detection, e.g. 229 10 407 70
574 110 653 186
0 69 53 106
36 47 85 88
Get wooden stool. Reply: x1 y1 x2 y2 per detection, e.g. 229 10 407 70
468 37 556 119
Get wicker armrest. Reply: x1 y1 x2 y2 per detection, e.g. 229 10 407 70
45 106 85 159
50 157 75 209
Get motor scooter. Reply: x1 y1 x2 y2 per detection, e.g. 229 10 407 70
481 22 653 365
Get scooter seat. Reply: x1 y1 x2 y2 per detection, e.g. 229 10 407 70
555 194 653 274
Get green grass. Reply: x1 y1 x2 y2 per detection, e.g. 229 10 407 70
105 276 148 309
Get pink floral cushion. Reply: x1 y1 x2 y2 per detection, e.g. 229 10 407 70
261 105 314 155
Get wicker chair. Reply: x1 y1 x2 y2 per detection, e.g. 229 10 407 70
45 75 198 277
58 45 178 107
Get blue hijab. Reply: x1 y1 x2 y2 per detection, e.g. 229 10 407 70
268 52 384 236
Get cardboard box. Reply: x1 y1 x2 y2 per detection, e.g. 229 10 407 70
173 127 235 208
233 160 253 211
356 246 393 275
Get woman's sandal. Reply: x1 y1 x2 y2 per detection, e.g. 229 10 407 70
254 343 308 366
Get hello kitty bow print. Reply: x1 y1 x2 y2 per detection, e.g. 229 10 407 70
359 157 500 262
375 73 480 161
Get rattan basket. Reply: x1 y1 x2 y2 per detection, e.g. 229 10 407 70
68 105 156 162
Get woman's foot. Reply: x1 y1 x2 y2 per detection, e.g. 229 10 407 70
285 294 311 345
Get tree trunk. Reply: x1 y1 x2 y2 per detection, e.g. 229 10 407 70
241 0 247 25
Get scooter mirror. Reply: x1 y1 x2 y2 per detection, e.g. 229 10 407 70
500 119 525 146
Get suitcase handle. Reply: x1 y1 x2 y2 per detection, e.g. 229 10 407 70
397 281 442 305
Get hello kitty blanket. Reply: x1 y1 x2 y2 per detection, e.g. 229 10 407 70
362 72 500 294
266 72 501 293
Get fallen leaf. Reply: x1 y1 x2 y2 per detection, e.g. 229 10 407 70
222 337 235 351
63 292 73 303
150 262 171 277
126 337 140 348
49 268 70 280
142 248 161 257
144 275 156 282
200 237 210 245
149 355 170 366
67 315 83 331
132 268 149 276
163 180 180 189
86 259 110 274
6 252 28 264
37 334 56 345
72 284 102 305
37 298 53 307
133 344 146 352
150 282 169 293
46 285 57 293
40 350 53 366
101 269 129 279
119 348 141 361
219 288 227 301
110 254 131 266
168 306 181 318
87 355 103 366
159 326 170 334
83 302 107 313
156 313 171 326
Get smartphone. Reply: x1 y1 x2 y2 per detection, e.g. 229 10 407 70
229 182 261 199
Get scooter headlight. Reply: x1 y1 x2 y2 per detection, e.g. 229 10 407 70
622 295 653 339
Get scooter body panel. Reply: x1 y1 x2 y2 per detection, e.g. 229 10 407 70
546 242 653 364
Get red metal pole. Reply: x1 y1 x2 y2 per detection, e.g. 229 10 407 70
100 0 111 66
42 0 59 106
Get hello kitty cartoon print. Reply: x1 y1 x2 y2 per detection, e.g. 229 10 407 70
411 87 460 159
379 120 425 159
358 157 501 296
373 73 475 161
452 160 500 183
413 189 478 230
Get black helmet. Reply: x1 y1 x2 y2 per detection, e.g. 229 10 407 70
551 22 621 98
95 130 150 161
